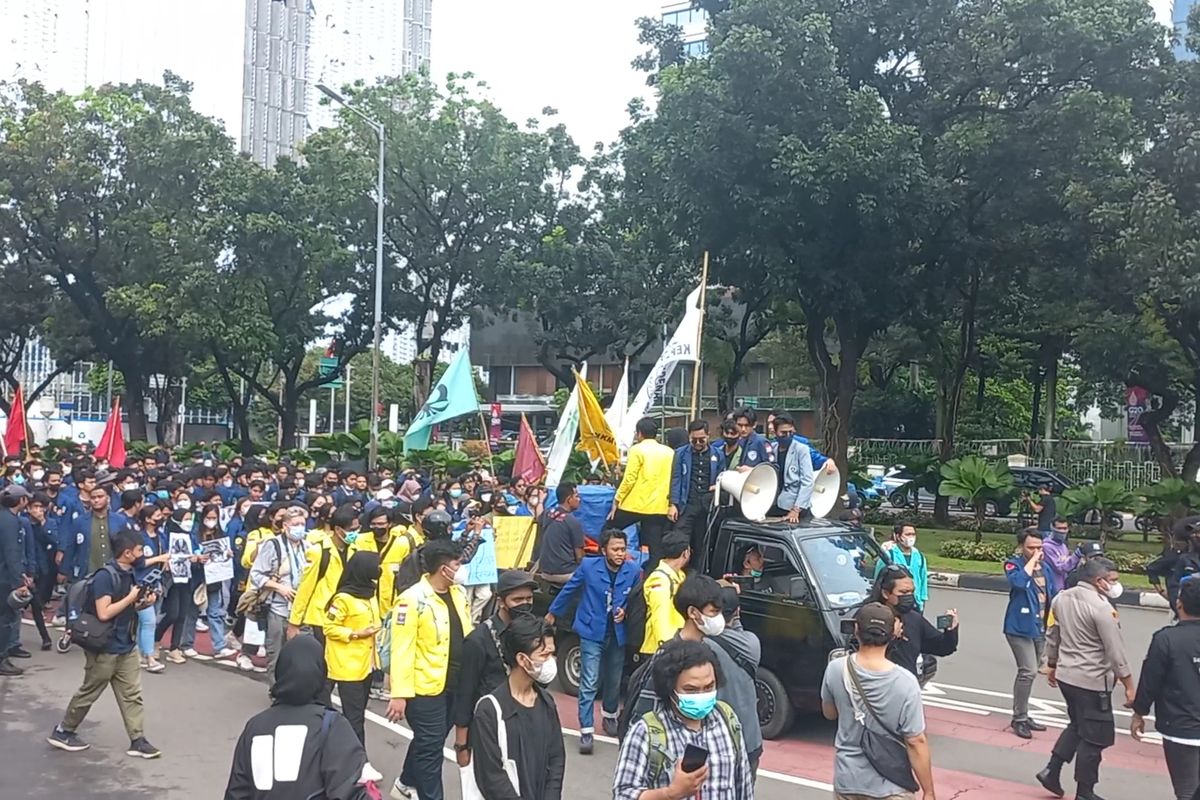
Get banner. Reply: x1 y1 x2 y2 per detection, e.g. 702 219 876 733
492 516 539 569
619 284 703 449
201 538 235 583
605 359 630 452
489 402 502 441
546 363 586 487
1126 386 1150 444
405 350 479 452
513 413 546 484
95 397 127 468
574 368 619 467
3 383 25 457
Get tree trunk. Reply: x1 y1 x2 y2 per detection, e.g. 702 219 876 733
1029 366 1043 443
279 371 301 451
932 269 979 525
1137 387 1179 478
1044 350 1058 446
1183 374 1200 482
123 376 149 442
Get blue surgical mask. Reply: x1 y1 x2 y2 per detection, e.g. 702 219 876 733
675 690 718 720
11 474 25 485
776 434 793 448
156 490 169 500
449 489 463 500
343 530 359 545
750 568 763 578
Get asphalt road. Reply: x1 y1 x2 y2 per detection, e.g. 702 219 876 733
0 586 1172 799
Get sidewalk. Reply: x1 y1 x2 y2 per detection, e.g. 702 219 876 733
928 570 1170 608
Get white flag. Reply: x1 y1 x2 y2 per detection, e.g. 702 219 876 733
546 363 587 487
604 359 630 452
619 285 703 450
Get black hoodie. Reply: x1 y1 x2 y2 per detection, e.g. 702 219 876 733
225 635 374 800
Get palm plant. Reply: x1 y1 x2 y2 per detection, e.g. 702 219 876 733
895 454 942 510
938 455 1015 543
1134 478 1200 540
1061 479 1136 545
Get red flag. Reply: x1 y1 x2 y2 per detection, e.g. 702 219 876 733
4 384 26 457
513 413 546 484
95 397 127 468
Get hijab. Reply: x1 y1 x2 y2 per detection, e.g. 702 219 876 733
335 551 381 601
270 634 327 706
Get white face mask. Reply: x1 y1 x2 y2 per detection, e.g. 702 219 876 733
1105 580 1124 600
286 524 307 540
203 519 217 529
901 535 916 549
696 611 726 637
30 469 44 482
452 565 469 585
176 498 192 511
525 655 558 686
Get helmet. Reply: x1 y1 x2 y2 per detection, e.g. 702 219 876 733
7 586 32 612
422 510 453 540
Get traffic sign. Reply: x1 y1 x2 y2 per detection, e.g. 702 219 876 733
319 357 344 389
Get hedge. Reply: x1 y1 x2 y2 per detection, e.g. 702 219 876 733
864 508 1021 534
936 539 1151 575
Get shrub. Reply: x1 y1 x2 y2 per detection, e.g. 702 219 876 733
938 539 1014 563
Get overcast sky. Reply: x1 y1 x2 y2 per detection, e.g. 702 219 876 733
430 0 659 155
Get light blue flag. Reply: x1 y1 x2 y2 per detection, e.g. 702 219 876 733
404 349 479 452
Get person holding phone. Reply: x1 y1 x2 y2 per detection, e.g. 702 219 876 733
1004 528 1058 740
867 565 959 679
614 638 752 800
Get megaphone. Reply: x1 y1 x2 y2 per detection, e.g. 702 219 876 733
716 464 778 522
811 462 841 519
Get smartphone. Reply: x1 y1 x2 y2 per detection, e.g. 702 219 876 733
936 614 953 630
680 744 709 773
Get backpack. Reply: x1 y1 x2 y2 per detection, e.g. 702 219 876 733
708 634 758 683
235 537 281 619
392 543 425 598
64 564 122 653
623 564 681 657
643 702 743 786
617 650 660 741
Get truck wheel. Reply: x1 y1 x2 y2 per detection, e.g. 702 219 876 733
888 490 909 508
755 667 794 740
557 633 581 697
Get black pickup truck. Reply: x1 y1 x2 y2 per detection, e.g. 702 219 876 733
534 514 930 739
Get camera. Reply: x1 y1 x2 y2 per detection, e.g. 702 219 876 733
138 568 164 599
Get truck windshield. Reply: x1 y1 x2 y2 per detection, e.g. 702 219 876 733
798 533 882 608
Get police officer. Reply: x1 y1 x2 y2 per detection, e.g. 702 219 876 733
386 538 473 800
1038 557 1135 800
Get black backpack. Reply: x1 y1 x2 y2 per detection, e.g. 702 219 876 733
393 543 426 597
65 565 121 652
617 649 660 741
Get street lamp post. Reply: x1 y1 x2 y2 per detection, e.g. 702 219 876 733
317 83 385 469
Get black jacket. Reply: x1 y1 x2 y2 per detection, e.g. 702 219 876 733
1132 619 1200 740
889 608 959 677
470 681 565 800
452 615 510 729
0 508 24 590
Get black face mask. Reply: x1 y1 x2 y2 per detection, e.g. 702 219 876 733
723 436 739 446
372 525 390 538
507 601 534 617
895 594 917 614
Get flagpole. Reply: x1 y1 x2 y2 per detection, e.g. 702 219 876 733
477 410 497 477
688 251 710 421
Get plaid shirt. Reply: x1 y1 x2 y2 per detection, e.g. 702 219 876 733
614 701 752 800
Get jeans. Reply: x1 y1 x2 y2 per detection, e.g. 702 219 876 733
205 581 229 653
137 604 157 657
30 571 55 645
401 692 456 800
180 588 199 650
337 677 372 745
0 601 16 656
578 634 623 732
1165 739 1200 800
61 650 145 740
1005 633 1045 722
155 584 189 651
264 612 287 689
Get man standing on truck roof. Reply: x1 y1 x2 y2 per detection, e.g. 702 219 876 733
609 417 675 570
669 420 725 555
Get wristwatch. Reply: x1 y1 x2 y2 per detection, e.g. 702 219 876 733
453 743 470 753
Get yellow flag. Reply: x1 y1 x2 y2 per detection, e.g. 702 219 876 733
573 368 619 467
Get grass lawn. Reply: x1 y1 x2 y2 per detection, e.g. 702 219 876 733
872 525 1161 591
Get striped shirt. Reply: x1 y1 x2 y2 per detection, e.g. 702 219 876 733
614 701 752 800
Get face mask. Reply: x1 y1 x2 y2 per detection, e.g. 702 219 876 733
750 568 763 578
1052 531 1068 542
372 525 390 538
723 436 739 446
179 519 194 532
11 474 24 485
480 492 492 503
449 489 463 500
203 519 217 529
30 469 44 481
524 655 558 686
675 690 718 720
343 530 359 545
285 524 306 540
895 594 917 613
901 535 916 549
177 498 192 511
444 564 468 585
507 601 534 616
123 483 138 492
382 500 396 509
776 433 793 447
156 490 169 500
1105 580 1124 600
696 611 726 637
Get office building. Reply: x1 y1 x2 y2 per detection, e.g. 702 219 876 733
662 1 709 57
1175 0 1197 60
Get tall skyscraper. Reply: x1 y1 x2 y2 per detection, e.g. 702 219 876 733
662 0 708 57
242 0 313 167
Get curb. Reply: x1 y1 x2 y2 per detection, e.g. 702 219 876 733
928 571 1169 609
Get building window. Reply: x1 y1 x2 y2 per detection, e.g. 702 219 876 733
682 39 709 57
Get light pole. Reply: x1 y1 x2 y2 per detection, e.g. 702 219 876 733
317 83 385 469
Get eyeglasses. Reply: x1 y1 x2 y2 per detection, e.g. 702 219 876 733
689 437 708 445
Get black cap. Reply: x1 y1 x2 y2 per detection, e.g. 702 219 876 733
855 602 895 635
0 484 29 501
1079 541 1105 557
496 570 538 597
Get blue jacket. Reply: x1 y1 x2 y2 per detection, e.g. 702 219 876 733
216 484 247 505
548 555 641 646
796 436 829 470
1004 555 1059 639
741 432 773 468
670 444 726 506
22 515 58 577
59 508 128 581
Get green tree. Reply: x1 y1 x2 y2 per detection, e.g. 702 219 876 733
1061 480 1136 545
938 456 1015 543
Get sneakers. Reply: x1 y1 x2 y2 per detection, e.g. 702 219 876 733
127 737 161 759
215 647 238 660
0 657 24 676
47 727 90 752
224 632 241 650
369 685 389 701
579 733 594 755
165 649 186 664
182 648 199 658
40 639 52 652
390 779 416 800
602 716 619 737
145 658 165 674
50 614 65 628
237 654 255 671
195 620 209 632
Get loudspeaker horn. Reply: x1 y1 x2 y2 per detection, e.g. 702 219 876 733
811 462 840 519
716 464 778 522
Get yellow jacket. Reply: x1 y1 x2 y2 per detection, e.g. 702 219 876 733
305 526 329 550
323 592 382 682
350 525 422 615
616 438 675 516
240 527 274 571
288 539 349 627
641 562 685 654
390 576 473 698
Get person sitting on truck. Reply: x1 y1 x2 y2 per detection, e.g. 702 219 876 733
773 413 815 524
733 407 772 469
640 532 691 656
868 564 959 679
735 544 768 593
